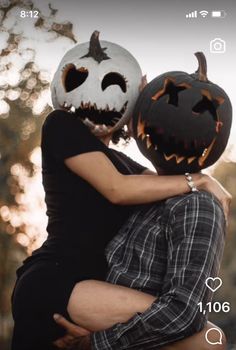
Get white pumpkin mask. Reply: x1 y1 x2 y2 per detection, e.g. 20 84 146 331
51 31 142 136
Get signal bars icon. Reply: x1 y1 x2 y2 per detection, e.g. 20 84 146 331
186 10 209 18
186 10 197 18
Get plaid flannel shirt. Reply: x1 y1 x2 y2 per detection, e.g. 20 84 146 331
91 191 225 349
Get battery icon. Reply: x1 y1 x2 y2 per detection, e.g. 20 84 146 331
211 10 227 18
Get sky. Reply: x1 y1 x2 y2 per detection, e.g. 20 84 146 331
1 0 236 167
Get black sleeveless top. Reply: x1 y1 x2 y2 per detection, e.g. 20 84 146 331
26 110 146 279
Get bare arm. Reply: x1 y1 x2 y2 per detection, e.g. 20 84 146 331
65 151 197 204
65 151 231 217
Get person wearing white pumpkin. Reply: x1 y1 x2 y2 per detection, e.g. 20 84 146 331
11 32 230 350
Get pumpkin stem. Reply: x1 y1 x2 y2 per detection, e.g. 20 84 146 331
195 52 208 82
81 30 110 63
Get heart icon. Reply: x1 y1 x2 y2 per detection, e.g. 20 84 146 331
205 277 222 292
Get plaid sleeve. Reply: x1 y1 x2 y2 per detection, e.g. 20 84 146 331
91 192 225 349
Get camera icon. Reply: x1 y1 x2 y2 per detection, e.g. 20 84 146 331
210 38 226 53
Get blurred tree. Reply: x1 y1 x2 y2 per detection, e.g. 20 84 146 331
0 1 76 348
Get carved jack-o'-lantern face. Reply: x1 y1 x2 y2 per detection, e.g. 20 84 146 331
51 31 142 136
133 52 232 174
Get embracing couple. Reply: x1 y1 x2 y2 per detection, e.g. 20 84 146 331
11 31 232 350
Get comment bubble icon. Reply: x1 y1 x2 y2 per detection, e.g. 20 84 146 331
205 328 223 345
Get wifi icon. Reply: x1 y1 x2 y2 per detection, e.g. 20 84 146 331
199 10 209 18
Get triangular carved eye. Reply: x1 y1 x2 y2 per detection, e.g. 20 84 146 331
192 96 217 120
102 72 127 92
152 78 188 107
192 90 224 121
62 64 88 92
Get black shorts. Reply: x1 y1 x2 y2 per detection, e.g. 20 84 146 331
11 258 84 350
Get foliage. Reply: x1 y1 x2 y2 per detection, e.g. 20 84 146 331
0 1 76 348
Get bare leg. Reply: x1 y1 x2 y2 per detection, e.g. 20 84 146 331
161 322 226 350
67 281 226 350
67 279 155 331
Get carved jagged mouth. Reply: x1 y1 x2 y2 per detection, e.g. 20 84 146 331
60 101 128 128
137 114 216 166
